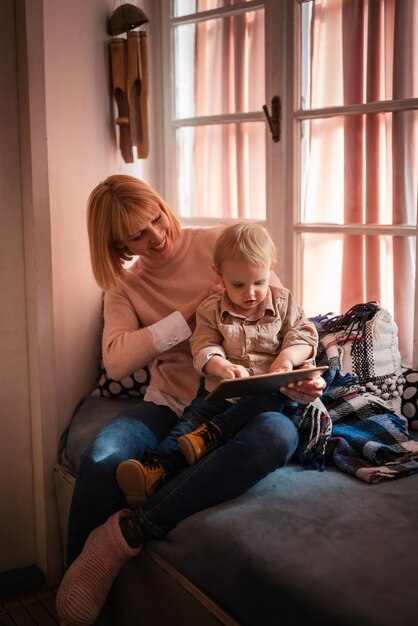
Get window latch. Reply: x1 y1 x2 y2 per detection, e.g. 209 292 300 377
263 96 281 142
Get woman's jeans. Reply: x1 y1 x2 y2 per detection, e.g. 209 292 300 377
67 387 298 566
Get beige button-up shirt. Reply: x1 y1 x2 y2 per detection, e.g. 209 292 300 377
190 285 318 392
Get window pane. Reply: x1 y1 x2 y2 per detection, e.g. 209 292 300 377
174 1 254 18
300 111 418 226
176 122 266 219
300 0 418 109
174 10 265 118
300 232 416 365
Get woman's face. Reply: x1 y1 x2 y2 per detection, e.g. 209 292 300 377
120 209 174 259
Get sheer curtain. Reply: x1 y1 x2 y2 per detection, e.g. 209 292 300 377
191 0 417 362
194 3 265 219
306 0 417 363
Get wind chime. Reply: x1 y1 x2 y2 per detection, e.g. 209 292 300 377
108 3 150 162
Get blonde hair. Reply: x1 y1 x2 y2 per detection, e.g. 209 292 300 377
213 223 276 270
87 175 181 290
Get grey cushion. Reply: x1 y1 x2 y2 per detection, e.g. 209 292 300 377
59 395 418 625
151 463 418 626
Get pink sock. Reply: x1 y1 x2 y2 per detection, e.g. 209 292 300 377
56 510 141 625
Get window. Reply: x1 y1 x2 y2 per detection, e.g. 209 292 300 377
160 0 418 366
162 0 268 223
295 0 418 365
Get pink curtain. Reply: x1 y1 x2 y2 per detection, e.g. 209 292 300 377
194 4 265 219
309 0 417 363
191 0 417 363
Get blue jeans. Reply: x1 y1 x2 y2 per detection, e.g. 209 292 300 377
67 401 177 565
67 387 298 565
152 382 290 474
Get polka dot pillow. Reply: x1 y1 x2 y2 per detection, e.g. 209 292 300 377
401 369 418 431
91 358 150 399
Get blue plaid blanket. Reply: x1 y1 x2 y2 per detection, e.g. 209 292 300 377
293 307 418 484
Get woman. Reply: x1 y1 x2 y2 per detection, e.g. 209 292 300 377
57 175 325 625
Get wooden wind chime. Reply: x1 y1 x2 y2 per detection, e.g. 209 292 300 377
108 3 149 162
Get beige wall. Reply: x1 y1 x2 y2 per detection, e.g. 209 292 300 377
0 0 159 582
44 0 152 433
0 0 36 573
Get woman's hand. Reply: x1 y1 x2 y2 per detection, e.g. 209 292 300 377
280 375 326 404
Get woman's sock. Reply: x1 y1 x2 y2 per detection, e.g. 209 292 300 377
56 510 141 626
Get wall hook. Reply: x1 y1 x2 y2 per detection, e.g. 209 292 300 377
263 96 281 142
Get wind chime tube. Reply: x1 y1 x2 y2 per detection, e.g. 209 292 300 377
137 31 149 158
110 37 134 163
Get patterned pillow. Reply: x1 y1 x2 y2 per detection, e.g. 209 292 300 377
401 369 418 431
91 358 150 399
313 303 404 418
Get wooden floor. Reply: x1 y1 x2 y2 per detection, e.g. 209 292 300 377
0 589 59 625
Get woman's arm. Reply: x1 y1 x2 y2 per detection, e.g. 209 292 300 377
102 291 191 380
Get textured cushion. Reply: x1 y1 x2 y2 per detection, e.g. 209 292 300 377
314 304 404 417
401 369 418 431
92 358 150 399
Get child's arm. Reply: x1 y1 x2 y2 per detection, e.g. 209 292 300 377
268 288 318 374
269 344 313 373
203 355 249 380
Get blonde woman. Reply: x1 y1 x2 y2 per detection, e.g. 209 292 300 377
57 175 325 626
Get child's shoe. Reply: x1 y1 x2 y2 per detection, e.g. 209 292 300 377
116 457 165 508
178 421 224 465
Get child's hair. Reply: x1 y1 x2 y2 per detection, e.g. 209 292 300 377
213 223 276 270
87 175 181 290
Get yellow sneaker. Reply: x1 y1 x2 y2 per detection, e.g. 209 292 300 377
116 457 165 508
178 422 224 466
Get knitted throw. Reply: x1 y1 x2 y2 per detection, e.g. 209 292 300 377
292 303 418 484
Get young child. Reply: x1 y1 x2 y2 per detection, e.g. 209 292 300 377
116 223 318 507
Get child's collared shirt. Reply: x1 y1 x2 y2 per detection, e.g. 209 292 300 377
191 285 318 393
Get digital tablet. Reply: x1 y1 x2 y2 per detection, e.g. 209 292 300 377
205 365 328 401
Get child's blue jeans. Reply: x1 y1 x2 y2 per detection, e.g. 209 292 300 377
151 381 290 474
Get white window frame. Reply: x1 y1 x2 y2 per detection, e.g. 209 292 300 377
159 1 287 262
158 0 418 367
291 0 418 367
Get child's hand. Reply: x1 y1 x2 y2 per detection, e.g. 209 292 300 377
220 363 250 380
270 357 293 373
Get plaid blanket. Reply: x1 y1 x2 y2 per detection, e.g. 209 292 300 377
292 305 418 484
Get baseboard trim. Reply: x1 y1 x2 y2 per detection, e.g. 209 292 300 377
0 564 45 598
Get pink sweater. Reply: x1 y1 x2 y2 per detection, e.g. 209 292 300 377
102 227 224 401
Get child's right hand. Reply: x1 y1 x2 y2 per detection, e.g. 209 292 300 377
220 363 249 380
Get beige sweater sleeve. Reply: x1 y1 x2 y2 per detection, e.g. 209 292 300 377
102 290 158 380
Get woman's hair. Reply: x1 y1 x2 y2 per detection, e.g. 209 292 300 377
87 175 181 290
213 223 276 270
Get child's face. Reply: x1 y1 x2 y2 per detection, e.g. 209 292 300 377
217 258 272 315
